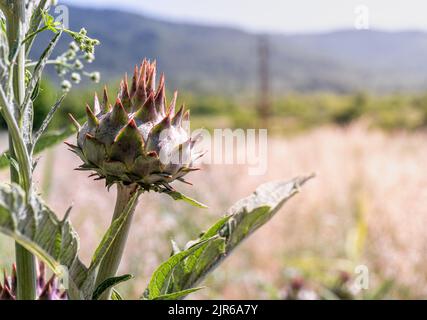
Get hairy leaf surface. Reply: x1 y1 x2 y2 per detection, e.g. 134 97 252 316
145 175 313 299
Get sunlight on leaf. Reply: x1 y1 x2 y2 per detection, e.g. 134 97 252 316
145 175 314 299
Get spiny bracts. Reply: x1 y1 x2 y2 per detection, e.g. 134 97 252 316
0 263 67 300
67 60 202 191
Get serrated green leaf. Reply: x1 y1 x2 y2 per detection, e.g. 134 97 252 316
146 175 314 299
144 237 217 300
22 31 62 151
0 182 88 299
165 191 208 208
92 274 133 300
175 215 230 283
0 181 133 300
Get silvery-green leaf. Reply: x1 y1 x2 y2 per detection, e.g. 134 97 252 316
145 175 313 299
20 31 61 154
21 31 61 127
0 182 87 299
143 237 217 300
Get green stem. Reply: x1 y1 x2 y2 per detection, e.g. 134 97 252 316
95 184 139 300
14 243 37 299
5 0 37 300
26 59 59 67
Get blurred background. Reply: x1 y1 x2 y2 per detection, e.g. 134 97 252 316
1 0 427 299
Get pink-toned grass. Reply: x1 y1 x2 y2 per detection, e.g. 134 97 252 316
1 123 427 299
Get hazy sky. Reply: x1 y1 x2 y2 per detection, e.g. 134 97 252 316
64 0 427 33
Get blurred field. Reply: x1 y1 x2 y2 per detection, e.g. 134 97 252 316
4 81 427 134
1 123 427 299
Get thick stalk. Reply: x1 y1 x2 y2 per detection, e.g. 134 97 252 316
95 184 139 300
5 0 37 300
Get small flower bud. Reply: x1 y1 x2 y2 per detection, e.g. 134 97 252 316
85 52 95 63
74 60 84 70
65 50 76 60
89 72 100 83
61 80 72 92
69 41 79 52
85 46 95 54
55 65 66 76
71 72 81 84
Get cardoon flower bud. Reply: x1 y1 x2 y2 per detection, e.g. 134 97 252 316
0 263 67 300
67 60 202 192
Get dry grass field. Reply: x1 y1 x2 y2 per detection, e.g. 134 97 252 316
1 123 427 299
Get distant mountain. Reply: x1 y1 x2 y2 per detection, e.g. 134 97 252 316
33 6 427 94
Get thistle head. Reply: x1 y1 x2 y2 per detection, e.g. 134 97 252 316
67 60 202 192
0 263 67 300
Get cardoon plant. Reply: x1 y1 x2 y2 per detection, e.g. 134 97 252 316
0 0 312 300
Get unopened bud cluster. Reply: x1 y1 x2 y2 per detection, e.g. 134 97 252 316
55 29 100 91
